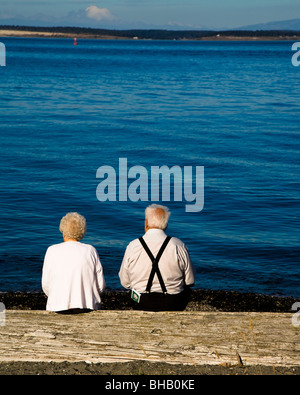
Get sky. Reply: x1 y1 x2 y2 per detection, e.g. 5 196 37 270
0 0 300 30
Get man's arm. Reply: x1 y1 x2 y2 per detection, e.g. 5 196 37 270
178 244 196 286
118 245 132 289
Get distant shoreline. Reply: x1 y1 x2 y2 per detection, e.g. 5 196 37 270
0 29 127 40
1 26 300 41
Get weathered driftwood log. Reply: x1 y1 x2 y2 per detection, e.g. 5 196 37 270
0 310 299 367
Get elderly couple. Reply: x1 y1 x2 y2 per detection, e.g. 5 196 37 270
42 204 195 313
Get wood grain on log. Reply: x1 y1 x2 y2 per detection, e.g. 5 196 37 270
0 310 299 367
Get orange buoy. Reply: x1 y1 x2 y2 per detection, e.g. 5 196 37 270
73 37 78 46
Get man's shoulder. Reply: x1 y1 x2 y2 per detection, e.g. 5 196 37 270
168 236 187 248
126 235 186 248
127 237 143 248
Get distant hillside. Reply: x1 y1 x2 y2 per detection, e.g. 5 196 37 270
240 18 300 31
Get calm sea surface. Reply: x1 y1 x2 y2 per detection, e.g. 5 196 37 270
0 38 299 296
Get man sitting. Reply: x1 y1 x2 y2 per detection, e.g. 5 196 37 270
119 204 195 311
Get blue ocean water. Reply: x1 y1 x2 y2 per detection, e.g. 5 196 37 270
0 37 299 296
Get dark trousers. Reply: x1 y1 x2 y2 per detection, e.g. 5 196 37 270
56 308 92 314
131 287 191 312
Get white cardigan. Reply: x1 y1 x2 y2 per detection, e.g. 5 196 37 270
42 241 105 312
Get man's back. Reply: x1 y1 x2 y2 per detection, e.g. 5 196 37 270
119 228 195 295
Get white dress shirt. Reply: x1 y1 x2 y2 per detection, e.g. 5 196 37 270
42 241 105 312
119 229 195 295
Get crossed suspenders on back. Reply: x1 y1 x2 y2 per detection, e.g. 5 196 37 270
139 236 172 295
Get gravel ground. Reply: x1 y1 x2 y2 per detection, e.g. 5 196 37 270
0 288 298 312
0 360 300 376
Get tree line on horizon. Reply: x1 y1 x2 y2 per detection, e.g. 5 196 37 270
1 25 300 40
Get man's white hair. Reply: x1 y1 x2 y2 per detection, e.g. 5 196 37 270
145 204 171 230
59 212 87 241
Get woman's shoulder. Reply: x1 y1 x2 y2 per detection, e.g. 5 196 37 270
47 241 96 252
75 242 99 255
46 242 65 251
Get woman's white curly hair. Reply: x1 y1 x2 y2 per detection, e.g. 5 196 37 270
59 212 87 241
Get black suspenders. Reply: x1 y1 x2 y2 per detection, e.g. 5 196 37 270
139 236 172 294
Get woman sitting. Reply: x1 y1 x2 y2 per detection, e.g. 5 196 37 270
42 212 105 313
